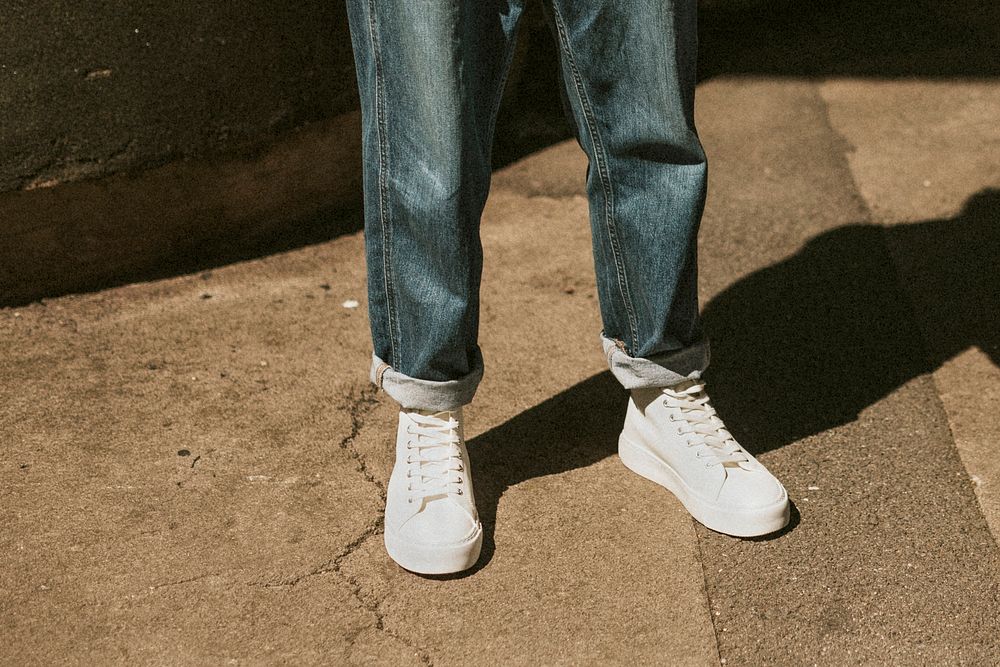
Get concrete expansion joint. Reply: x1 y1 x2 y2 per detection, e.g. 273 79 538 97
690 522 725 665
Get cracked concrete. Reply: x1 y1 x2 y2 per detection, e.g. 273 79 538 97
338 385 388 502
1 126 720 663
1 229 405 662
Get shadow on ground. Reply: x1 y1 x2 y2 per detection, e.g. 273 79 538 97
705 189 999 453
458 371 626 574
453 189 999 571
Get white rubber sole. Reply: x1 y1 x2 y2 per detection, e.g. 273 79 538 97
619 433 790 538
384 525 483 575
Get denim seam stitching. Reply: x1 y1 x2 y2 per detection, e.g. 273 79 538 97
366 0 399 368
549 3 640 353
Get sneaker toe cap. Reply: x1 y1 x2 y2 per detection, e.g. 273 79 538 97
398 498 480 545
716 466 786 509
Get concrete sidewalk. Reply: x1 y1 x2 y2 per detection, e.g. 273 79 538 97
3 76 999 665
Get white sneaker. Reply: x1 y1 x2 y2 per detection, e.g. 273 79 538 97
383 406 482 574
618 380 790 537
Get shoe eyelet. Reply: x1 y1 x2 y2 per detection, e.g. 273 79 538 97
456 489 464 495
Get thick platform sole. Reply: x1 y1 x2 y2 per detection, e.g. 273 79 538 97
619 433 790 538
384 525 483 575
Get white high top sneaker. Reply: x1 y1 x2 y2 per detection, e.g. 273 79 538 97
618 380 790 537
384 406 483 574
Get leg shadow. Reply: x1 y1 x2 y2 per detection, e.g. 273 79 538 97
433 189 1000 575
452 372 626 575
703 188 1000 455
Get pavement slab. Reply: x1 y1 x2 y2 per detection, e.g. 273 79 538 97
821 79 1000 540
691 77 1000 664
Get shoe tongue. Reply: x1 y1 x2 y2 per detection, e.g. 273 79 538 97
664 379 702 394
408 407 455 420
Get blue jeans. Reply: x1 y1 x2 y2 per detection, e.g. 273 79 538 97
345 0 709 411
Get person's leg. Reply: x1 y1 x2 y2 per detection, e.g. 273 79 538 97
542 0 790 537
345 0 526 574
541 0 709 388
346 0 526 412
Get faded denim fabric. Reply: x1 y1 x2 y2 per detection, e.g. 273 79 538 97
346 0 709 410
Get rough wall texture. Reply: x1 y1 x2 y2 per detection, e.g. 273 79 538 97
4 0 998 195
0 2 560 305
0 1 358 192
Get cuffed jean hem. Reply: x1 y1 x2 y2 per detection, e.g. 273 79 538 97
600 332 710 390
369 349 484 411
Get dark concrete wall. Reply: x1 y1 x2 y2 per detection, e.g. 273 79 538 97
0 2 559 306
1 1 358 192
4 0 997 195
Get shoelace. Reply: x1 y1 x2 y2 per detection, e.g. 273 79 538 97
404 411 466 503
661 381 749 467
